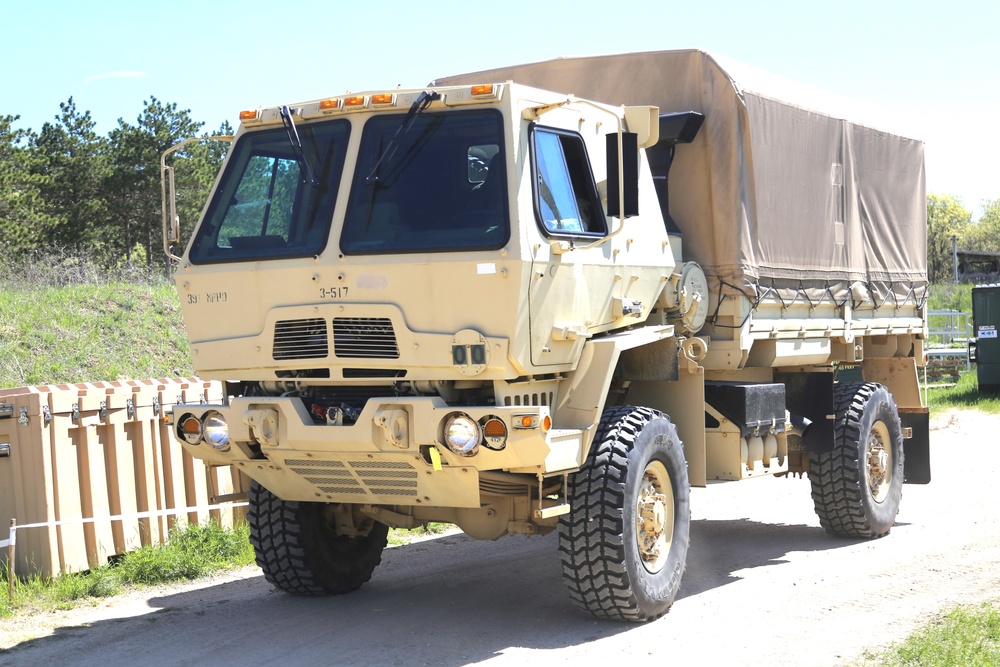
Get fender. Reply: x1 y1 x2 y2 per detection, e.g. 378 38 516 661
553 324 674 432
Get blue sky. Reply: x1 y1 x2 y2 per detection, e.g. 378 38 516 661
4 0 998 216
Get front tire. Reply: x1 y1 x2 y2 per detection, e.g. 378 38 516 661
558 406 691 621
247 481 388 595
809 382 904 538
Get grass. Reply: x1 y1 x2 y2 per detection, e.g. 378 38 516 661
0 520 254 618
0 520 451 619
853 601 1000 667
0 520 452 623
387 522 453 546
926 371 1000 414
0 280 192 388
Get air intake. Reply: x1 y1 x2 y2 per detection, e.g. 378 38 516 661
272 318 329 360
333 317 400 359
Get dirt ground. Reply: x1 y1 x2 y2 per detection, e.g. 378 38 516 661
2 409 998 667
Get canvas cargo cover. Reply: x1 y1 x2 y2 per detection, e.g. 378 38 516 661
433 50 927 302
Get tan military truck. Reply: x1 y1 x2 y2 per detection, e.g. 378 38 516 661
161 50 929 622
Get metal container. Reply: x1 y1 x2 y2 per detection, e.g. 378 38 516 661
972 284 1000 391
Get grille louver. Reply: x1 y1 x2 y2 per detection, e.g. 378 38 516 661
272 318 329 360
284 458 418 498
333 317 400 359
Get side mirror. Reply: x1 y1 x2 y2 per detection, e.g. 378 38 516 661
606 131 639 218
162 165 180 244
160 134 234 262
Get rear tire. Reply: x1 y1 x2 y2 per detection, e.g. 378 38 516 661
247 481 388 595
558 406 690 621
809 382 904 538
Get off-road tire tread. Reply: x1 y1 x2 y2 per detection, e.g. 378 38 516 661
558 405 687 622
247 481 387 596
809 382 902 539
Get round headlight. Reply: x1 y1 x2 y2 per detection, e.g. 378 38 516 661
202 411 231 451
177 414 203 445
443 413 481 456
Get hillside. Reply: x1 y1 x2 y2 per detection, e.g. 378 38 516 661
0 276 192 389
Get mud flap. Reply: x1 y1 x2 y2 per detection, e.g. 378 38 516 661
899 408 930 484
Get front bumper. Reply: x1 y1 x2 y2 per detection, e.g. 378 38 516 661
169 395 584 507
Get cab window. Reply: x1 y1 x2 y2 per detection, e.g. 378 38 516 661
340 109 508 254
188 119 350 263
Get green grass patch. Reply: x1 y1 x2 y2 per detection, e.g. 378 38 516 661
926 372 1000 414
387 523 454 547
0 279 192 388
0 521 254 618
0 520 455 619
854 601 1000 666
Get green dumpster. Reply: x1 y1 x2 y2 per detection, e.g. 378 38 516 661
972 284 1000 392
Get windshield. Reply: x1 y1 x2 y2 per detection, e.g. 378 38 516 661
340 109 508 254
188 119 350 263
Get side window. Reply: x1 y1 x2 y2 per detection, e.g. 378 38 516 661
531 127 606 236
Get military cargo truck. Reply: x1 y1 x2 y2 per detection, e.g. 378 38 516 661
161 50 929 622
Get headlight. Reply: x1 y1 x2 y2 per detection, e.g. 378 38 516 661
443 413 481 456
177 414 203 445
202 411 231 451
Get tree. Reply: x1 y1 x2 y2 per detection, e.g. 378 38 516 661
31 98 110 255
172 120 234 245
0 115 49 258
964 197 1000 255
926 194 972 283
106 96 207 269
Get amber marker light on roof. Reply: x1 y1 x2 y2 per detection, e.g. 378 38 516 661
239 110 259 121
319 99 340 111
471 85 495 96
343 96 366 108
371 93 394 105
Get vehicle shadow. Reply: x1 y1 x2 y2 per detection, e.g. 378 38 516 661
680 517 863 598
2 516 864 666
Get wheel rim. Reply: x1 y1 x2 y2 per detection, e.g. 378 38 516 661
866 420 893 503
636 460 674 574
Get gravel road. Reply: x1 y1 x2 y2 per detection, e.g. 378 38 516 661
2 409 998 667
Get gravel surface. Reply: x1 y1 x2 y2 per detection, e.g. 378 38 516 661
2 409 998 667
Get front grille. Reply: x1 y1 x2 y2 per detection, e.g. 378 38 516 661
273 318 329 360
285 458 418 498
333 317 400 359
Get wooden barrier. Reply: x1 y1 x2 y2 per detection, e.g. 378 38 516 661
0 378 248 578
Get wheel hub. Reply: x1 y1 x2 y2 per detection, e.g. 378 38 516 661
640 492 667 538
635 461 674 573
866 421 893 503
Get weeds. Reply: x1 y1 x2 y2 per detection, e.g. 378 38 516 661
855 601 1000 666
927 372 1000 414
0 521 254 618
0 279 191 387
387 523 454 547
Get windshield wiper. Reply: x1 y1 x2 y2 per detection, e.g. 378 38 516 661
280 105 318 186
365 90 440 184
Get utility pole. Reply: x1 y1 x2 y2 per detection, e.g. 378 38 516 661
952 235 959 284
